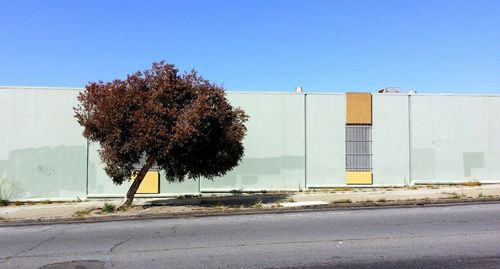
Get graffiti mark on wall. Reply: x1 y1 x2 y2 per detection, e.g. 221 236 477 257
37 164 57 176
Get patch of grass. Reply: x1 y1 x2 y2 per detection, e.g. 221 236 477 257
117 206 129 212
213 203 226 209
73 208 93 217
283 198 295 203
332 199 352 204
40 200 51 205
376 198 387 202
0 178 17 206
0 198 9 207
426 184 439 189
333 187 353 192
408 185 418 190
14 201 23 206
0 179 12 206
478 193 484 198
252 199 263 209
102 202 116 213
364 199 374 203
462 181 481 187
230 189 243 195
446 192 466 199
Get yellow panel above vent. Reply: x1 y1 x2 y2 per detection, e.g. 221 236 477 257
131 171 160 194
346 171 373 185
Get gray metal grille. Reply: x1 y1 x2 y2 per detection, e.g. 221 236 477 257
346 125 372 171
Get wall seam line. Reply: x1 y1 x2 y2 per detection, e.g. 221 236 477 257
304 93 307 190
408 94 413 185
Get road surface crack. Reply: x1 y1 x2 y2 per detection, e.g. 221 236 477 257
127 231 498 254
170 224 181 235
0 231 64 264
110 237 133 253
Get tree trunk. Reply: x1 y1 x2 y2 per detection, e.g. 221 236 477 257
121 155 156 207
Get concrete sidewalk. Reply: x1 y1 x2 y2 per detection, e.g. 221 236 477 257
1 184 500 225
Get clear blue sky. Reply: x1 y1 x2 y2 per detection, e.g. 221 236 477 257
0 0 499 93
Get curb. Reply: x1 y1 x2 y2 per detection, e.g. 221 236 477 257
1 197 500 227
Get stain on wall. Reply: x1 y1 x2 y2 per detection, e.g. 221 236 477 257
463 152 485 178
2 146 87 198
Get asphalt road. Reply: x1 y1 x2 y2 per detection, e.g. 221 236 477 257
1 203 499 269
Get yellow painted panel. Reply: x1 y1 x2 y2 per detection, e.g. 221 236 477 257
132 171 160 194
346 171 373 185
346 93 372 124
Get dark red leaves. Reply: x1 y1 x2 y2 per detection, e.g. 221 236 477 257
74 61 248 184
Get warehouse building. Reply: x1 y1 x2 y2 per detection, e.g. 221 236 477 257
1 86 499 200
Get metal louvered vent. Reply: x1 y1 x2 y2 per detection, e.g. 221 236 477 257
346 125 372 171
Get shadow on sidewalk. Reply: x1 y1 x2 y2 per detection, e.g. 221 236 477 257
144 194 290 208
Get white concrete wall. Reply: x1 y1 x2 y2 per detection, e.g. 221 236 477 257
2 86 500 200
0 87 87 199
201 93 306 191
305 94 346 187
411 95 500 183
372 94 410 186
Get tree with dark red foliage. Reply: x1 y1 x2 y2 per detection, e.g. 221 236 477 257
75 62 248 206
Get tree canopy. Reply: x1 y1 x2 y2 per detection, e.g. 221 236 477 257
75 61 248 205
